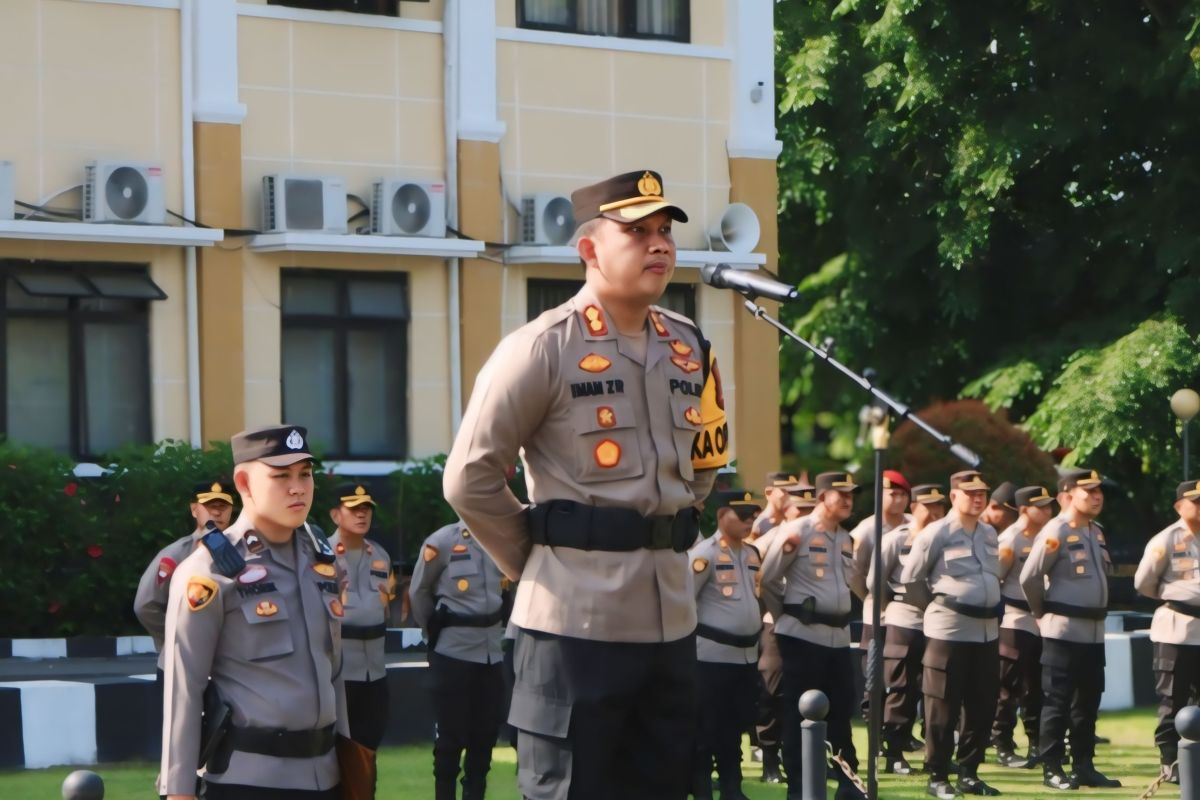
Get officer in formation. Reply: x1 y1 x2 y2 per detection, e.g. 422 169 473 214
159 426 354 800
1020 468 1120 790
981 483 1019 534
753 472 799 539
991 486 1055 769
135 481 236 667
443 169 727 799
327 483 393 773
1134 479 1200 785
900 470 1002 799
849 470 913 721
871 483 948 774
689 490 765 800
409 520 508 800
759 471 867 800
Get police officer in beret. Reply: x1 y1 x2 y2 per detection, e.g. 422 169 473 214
1019 468 1120 790
135 481 236 664
443 168 726 800
328 483 393 777
689 490 764 800
991 486 1054 769
409 521 507 800
759 471 867 800
159 426 352 800
871 483 947 774
1134 480 1200 784
900 470 1002 799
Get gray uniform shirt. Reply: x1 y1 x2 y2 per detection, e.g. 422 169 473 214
1019 516 1110 644
900 510 1000 643
1135 522 1200 645
759 515 856 648
997 518 1040 635
849 513 911 626
329 532 392 682
872 522 927 631
409 523 505 665
133 530 201 667
690 533 763 664
158 519 348 795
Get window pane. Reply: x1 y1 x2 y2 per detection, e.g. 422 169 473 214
348 279 408 319
579 0 619 34
282 327 339 454
6 318 71 452
282 275 338 315
5 279 69 311
522 0 571 26
87 272 166 300
347 329 404 457
84 321 150 455
12 271 93 298
660 284 695 319
632 0 686 38
527 279 583 321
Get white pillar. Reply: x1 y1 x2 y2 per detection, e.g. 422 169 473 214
448 0 506 143
727 0 782 160
191 0 246 124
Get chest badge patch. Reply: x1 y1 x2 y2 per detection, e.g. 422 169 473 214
312 563 337 578
372 559 387 570
597 406 617 428
593 439 622 468
684 406 702 425
579 353 612 373
156 557 177 586
255 600 279 617
238 565 268 585
452 544 468 554
721 585 734 597
457 578 470 592
671 356 701 374
583 305 608 336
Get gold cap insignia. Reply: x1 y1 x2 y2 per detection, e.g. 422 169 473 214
637 171 662 197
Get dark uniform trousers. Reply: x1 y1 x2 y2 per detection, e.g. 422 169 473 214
755 623 784 749
1038 639 1104 765
776 635 857 788
430 651 506 796
201 785 340 799
695 662 759 786
992 628 1042 746
1153 642 1200 764
511 628 697 800
882 626 925 745
345 677 390 750
922 638 999 778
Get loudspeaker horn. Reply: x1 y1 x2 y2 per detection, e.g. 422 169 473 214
707 202 761 254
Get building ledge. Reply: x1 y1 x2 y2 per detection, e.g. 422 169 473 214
503 246 766 269
247 233 487 258
0 220 225 247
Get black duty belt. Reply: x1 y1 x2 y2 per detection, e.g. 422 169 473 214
1042 600 1106 620
782 601 852 628
228 723 335 759
696 623 762 649
1166 600 1200 618
932 595 1001 620
1004 597 1031 612
439 607 505 628
341 623 386 640
529 500 699 553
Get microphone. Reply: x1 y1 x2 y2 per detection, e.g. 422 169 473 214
699 263 800 302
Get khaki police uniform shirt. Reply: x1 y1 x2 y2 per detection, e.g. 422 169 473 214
329 532 392 682
443 285 719 643
759 515 856 648
134 530 201 666
997 518 1040 636
872 522 928 631
690 533 763 664
158 519 348 795
900 510 1001 643
1135 522 1200 645
1019 515 1110 644
409 523 506 665
849 513 911 626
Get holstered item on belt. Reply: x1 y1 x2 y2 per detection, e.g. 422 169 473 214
1166 600 1200 618
1004 596 1031 612
932 594 1001 619
227 723 336 759
427 605 505 650
1042 600 1106 621
528 500 699 553
782 597 852 628
696 623 762 649
336 734 377 800
341 623 387 641
198 683 234 774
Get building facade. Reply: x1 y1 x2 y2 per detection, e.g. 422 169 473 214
0 0 782 486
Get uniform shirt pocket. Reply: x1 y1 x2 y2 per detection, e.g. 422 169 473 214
447 555 479 578
942 546 977 577
668 394 704 482
236 598 295 662
570 397 645 484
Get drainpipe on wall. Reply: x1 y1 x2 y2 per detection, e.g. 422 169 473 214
444 0 463 433
181 0 202 448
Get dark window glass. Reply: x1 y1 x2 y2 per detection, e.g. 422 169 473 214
518 0 689 42
526 278 695 321
267 0 399 17
281 269 409 459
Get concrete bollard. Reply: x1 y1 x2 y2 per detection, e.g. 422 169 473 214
61 770 104 800
800 689 830 800
1177 705 1200 800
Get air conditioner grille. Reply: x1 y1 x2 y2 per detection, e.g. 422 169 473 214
284 178 326 230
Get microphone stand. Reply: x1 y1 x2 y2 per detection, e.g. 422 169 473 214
738 294 979 800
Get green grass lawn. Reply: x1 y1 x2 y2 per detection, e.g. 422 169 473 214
0 708 1178 799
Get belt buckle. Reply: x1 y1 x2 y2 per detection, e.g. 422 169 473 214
648 516 672 549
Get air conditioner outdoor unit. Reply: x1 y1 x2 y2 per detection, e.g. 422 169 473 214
0 161 13 221
370 179 446 237
83 161 165 224
521 193 575 246
262 174 347 234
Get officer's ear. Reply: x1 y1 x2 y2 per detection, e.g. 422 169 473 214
189 501 201 521
233 465 252 498
329 507 341 526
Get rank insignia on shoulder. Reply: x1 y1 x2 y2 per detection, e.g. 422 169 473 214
583 305 608 336
245 533 265 555
335 542 346 555
423 545 439 562
669 340 692 356
692 558 708 573
457 578 470 592
670 356 701 374
312 563 337 578
156 557 177 586
329 599 344 618
255 600 279 617
238 565 268 584
579 354 612 373
650 311 670 338
1045 538 1060 553
462 529 471 538
186 576 219 612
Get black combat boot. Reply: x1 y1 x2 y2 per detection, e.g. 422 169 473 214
956 765 1000 796
1070 761 1121 788
993 737 1028 768
760 746 784 783
1041 760 1078 790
